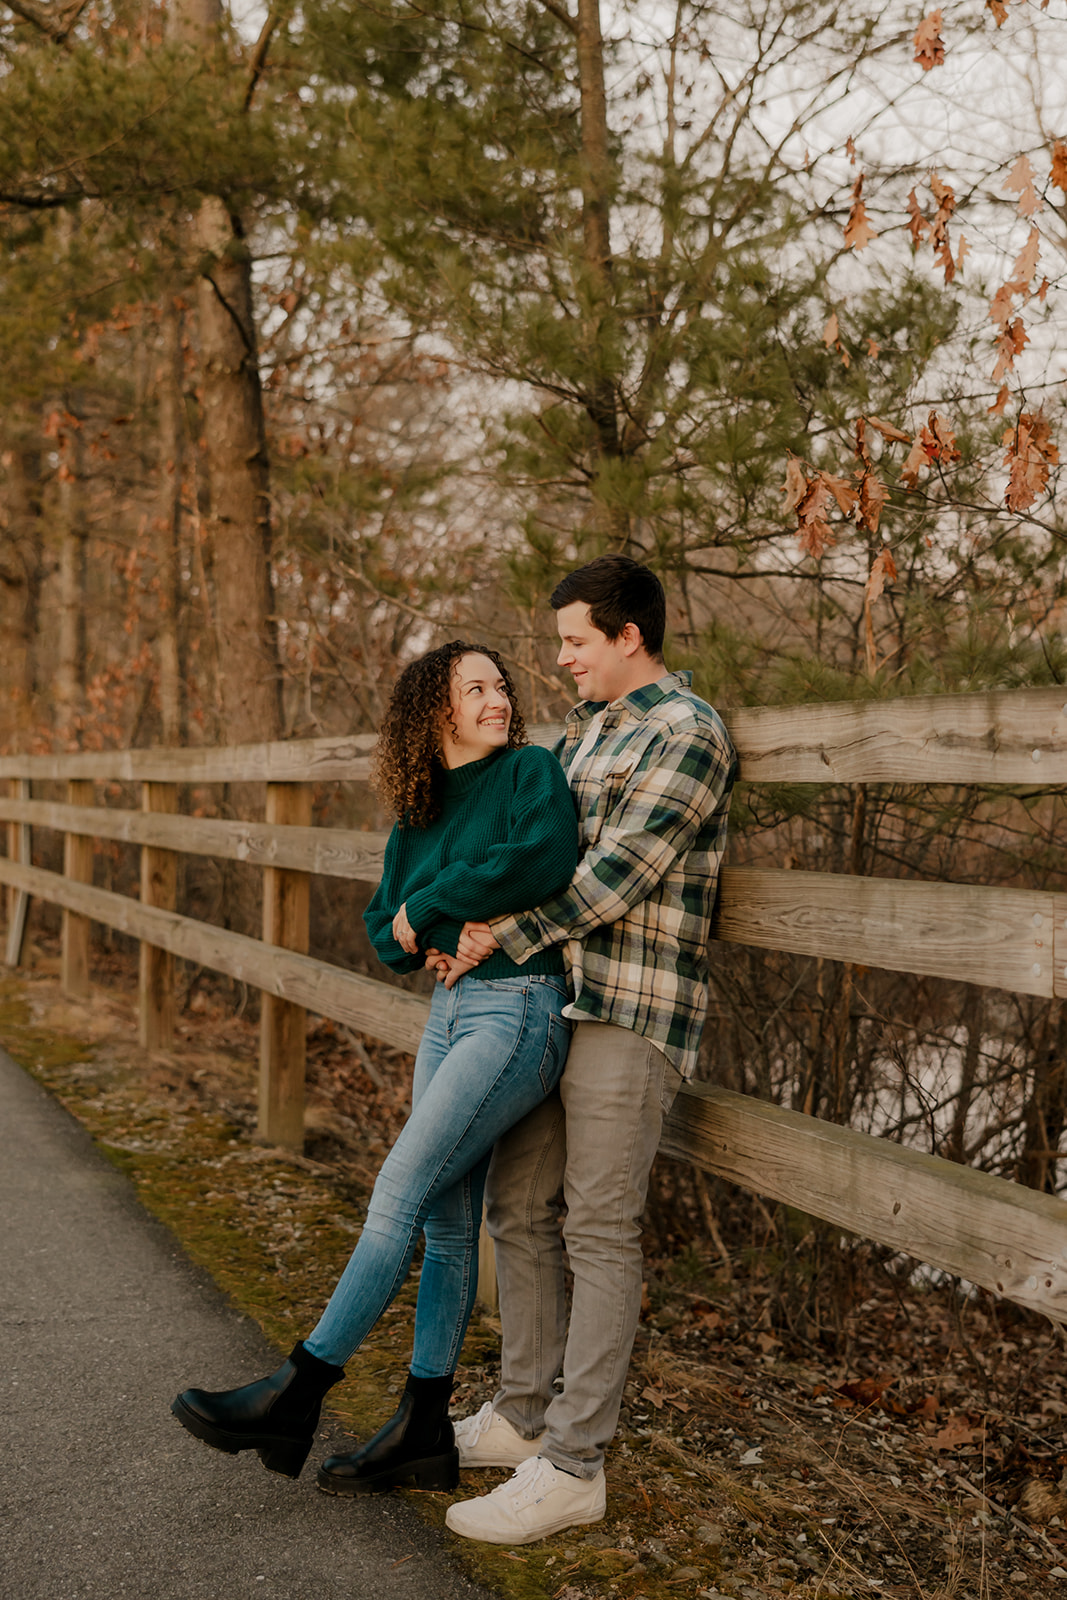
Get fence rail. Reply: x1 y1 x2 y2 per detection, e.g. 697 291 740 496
2 684 1066 1325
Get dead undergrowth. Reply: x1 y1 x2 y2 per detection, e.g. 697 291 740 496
2 952 1066 1600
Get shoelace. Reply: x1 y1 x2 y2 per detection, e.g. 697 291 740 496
490 1454 550 1504
459 1401 496 1442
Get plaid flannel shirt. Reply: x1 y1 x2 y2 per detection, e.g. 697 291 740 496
492 671 737 1079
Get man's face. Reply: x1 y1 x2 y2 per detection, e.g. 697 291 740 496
555 601 634 704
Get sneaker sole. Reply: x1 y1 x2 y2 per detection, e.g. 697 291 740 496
445 1501 605 1544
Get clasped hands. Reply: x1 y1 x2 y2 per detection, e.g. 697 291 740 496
390 903 499 988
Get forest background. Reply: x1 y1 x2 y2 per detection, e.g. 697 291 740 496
1 0 1067 1344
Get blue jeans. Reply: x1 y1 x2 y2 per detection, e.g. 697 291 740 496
304 973 570 1377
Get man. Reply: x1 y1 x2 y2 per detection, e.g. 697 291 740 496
443 553 737 1544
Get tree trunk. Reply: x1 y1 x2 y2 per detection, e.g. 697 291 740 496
53 400 88 747
575 0 623 510
156 297 187 746
0 436 43 752
172 0 281 747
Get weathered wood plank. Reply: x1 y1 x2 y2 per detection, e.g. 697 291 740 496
0 798 389 882
0 686 1064 785
138 783 178 1049
4 779 31 968
0 733 376 786
2 852 1063 1326
0 856 431 1055
713 867 1065 998
61 780 94 998
3 796 1062 997
259 784 312 1152
661 1082 1067 1325
727 686 1067 784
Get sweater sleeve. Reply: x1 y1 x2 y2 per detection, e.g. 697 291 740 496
403 748 578 933
362 826 426 974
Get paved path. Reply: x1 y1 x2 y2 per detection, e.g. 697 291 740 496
0 1047 494 1600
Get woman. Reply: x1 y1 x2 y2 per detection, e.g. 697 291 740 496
171 642 577 1496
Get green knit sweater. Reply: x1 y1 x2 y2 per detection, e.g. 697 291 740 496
364 744 578 979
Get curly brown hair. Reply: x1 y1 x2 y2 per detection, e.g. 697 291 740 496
373 641 528 827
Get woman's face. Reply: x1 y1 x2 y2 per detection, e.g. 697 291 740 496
440 652 513 769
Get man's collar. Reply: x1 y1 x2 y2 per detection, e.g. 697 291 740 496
566 670 692 724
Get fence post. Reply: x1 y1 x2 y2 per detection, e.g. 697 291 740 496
5 778 31 967
259 781 312 1150
61 779 94 997
138 782 178 1048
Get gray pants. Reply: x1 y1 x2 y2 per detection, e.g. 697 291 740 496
484 1020 683 1479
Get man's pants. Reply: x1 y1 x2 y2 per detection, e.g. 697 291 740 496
484 1020 683 1479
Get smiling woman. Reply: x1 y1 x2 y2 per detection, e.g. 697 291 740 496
172 638 579 1498
442 653 514 766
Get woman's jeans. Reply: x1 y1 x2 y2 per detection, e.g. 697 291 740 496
304 973 570 1378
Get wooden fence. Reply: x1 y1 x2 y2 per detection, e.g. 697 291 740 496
1 686 1066 1327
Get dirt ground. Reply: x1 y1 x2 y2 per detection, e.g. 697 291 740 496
2 951 1066 1600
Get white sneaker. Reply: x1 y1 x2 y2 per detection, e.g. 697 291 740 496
445 1455 606 1544
454 1402 545 1469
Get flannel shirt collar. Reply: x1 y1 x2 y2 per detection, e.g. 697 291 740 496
565 670 693 731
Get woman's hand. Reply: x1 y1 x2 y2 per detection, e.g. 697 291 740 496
392 902 419 954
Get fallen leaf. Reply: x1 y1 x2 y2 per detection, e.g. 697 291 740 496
930 1415 986 1451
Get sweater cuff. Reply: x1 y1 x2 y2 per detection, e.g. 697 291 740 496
403 887 438 936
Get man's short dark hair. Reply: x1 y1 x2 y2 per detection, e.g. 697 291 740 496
550 554 666 659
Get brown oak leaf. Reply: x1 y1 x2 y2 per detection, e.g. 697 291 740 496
1052 139 1067 193
1009 225 1041 291
1003 410 1059 511
906 188 928 248
866 415 911 444
1004 153 1042 217
844 174 877 250
914 9 945 70
796 477 836 559
900 434 931 486
987 0 1008 23
819 472 859 516
858 471 889 533
992 317 1029 382
865 546 898 607
782 455 808 513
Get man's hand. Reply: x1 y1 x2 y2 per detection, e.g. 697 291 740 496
425 948 482 989
392 901 418 954
457 921 499 964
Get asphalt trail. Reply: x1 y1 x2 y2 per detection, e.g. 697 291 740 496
0 1046 494 1600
